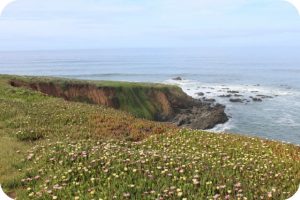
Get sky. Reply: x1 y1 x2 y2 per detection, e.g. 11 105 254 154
0 0 299 51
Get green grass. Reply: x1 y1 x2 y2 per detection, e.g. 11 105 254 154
7 74 177 89
0 75 299 199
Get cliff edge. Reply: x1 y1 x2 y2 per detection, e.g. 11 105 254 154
9 77 228 129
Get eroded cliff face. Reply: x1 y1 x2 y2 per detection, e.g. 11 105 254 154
10 80 120 108
9 79 228 129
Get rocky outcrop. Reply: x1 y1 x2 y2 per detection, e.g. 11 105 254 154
228 90 240 94
256 95 273 99
230 98 244 103
10 78 228 130
196 92 205 96
219 94 232 98
172 77 183 81
172 103 228 129
250 97 263 102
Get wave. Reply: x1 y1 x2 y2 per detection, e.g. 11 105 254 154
165 78 300 97
210 119 235 133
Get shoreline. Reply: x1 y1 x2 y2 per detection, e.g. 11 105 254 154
166 78 300 145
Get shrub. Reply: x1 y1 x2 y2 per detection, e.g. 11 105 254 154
15 129 44 141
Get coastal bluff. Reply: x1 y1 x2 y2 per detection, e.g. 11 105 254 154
9 77 228 129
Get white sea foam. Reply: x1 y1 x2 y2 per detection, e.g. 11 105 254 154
165 79 300 107
210 119 234 133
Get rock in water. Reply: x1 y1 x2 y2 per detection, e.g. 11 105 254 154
228 90 240 94
230 98 243 103
196 92 204 96
251 97 262 102
172 77 183 81
202 97 216 103
256 95 273 99
234 94 243 97
218 94 232 98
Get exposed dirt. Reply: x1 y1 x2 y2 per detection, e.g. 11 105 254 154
153 91 173 119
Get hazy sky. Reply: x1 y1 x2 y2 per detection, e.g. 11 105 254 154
0 0 299 50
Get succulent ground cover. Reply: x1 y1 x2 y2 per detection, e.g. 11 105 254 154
0 75 299 199
18 131 300 200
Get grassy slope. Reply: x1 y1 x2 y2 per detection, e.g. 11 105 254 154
0 75 299 200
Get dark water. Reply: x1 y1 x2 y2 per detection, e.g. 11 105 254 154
0 48 299 144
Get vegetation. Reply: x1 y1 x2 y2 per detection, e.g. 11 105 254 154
0 75 299 199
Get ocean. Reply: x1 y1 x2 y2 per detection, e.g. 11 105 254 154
0 48 299 144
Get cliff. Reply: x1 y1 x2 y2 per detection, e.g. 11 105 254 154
9 77 228 129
